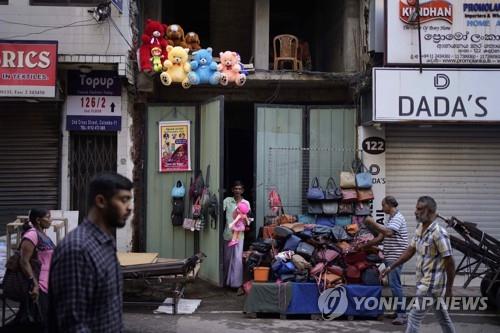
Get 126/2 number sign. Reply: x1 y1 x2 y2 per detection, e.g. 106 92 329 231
80 96 106 108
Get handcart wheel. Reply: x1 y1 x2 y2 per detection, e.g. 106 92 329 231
480 273 499 309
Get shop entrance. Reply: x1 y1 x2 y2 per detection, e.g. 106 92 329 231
223 102 255 245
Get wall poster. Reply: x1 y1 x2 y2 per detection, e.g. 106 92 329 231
159 121 191 172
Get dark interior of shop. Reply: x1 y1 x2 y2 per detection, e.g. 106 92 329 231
160 0 339 71
224 102 255 246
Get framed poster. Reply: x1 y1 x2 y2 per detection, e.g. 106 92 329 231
159 121 191 172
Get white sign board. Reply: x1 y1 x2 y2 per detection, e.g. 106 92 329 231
66 95 122 116
373 68 500 122
387 0 500 65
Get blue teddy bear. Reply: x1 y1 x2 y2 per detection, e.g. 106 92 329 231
188 47 220 85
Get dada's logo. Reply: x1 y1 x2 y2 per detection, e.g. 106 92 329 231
399 0 453 25
317 286 348 320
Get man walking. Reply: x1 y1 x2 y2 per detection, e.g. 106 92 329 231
363 195 409 325
382 196 456 333
48 173 133 332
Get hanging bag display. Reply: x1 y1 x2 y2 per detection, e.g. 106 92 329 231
354 202 371 216
337 202 354 215
192 197 202 218
321 201 339 215
189 170 204 199
306 177 325 200
354 159 372 189
308 201 323 215
341 188 358 202
171 198 185 226
324 177 342 201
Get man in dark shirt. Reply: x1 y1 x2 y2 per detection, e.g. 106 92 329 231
48 173 133 332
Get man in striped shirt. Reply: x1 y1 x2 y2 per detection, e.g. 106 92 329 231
364 195 409 325
382 196 456 333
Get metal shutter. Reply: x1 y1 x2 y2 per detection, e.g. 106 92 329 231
386 125 500 271
0 103 61 233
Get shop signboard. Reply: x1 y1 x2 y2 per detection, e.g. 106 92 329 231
159 121 191 172
66 70 121 131
373 67 500 122
387 0 500 65
0 40 57 98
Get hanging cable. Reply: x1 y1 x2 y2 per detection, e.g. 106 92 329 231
109 16 133 49
1 19 99 39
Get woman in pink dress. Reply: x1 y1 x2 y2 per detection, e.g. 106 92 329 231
14 208 55 330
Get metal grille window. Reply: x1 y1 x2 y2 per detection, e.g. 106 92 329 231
69 133 117 223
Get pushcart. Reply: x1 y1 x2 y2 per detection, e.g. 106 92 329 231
438 215 500 308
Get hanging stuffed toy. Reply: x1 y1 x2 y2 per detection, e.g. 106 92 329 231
228 201 251 247
218 51 246 86
185 32 201 52
160 45 191 89
150 46 164 72
188 48 220 86
166 24 188 48
138 19 168 72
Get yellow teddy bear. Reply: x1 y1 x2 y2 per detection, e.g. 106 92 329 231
160 45 191 89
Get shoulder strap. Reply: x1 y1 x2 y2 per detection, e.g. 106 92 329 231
205 164 211 188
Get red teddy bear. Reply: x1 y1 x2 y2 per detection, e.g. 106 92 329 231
138 19 168 72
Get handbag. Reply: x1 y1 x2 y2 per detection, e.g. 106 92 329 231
322 201 339 215
283 235 302 251
357 188 374 202
3 234 41 302
189 170 204 199
171 180 186 198
335 215 352 227
292 254 312 271
338 202 354 215
354 161 372 189
306 177 325 200
340 171 356 189
308 201 323 215
316 249 340 263
354 202 371 216
296 242 315 260
316 216 335 227
324 177 342 200
341 188 357 202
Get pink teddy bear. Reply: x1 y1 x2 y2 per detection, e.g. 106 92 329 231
228 201 251 247
218 51 246 86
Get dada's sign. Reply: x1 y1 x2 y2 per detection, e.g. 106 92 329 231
0 40 57 98
387 0 500 65
373 68 500 122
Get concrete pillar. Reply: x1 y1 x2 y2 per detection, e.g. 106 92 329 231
253 0 269 70
343 0 361 72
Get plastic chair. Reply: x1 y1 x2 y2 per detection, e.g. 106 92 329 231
273 34 303 71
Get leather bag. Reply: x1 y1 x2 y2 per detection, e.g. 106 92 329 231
322 201 339 215
306 177 325 200
171 180 186 198
354 202 371 216
324 177 342 200
316 249 340 263
355 162 372 189
335 215 352 227
274 226 294 239
338 202 354 215
292 254 312 271
283 235 302 251
296 241 315 260
341 188 358 202
316 216 335 227
357 188 374 202
307 201 323 215
340 171 356 189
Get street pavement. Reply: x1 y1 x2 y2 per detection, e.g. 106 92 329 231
123 279 500 333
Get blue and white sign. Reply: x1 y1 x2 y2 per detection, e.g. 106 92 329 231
66 70 122 131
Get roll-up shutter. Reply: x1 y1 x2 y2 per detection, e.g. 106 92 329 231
0 103 61 233
386 125 500 272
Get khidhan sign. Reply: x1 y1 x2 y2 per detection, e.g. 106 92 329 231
373 68 500 122
0 40 58 98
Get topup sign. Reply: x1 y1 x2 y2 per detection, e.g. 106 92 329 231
0 40 58 98
387 0 500 65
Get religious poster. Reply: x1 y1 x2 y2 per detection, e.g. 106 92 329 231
159 121 191 172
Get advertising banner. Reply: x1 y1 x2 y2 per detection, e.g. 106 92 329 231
0 40 57 98
387 0 500 65
373 67 500 122
66 70 122 131
159 121 191 172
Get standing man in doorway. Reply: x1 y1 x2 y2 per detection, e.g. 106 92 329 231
48 173 133 332
382 196 456 333
223 180 251 292
363 195 409 325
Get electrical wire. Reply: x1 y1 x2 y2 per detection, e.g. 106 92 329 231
0 17 93 28
109 16 133 49
2 20 100 39
105 19 111 55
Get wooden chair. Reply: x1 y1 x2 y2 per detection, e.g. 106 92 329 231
273 34 303 71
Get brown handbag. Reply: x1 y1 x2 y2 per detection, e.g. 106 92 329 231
340 171 356 189
263 224 276 239
357 188 374 202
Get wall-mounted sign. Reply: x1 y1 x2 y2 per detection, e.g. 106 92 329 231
0 40 57 98
159 121 191 172
387 0 500 65
66 70 121 131
373 67 500 122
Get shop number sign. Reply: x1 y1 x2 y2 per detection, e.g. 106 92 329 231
66 70 121 131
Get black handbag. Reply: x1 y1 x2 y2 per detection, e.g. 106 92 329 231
296 241 315 260
324 177 343 200
250 241 272 254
